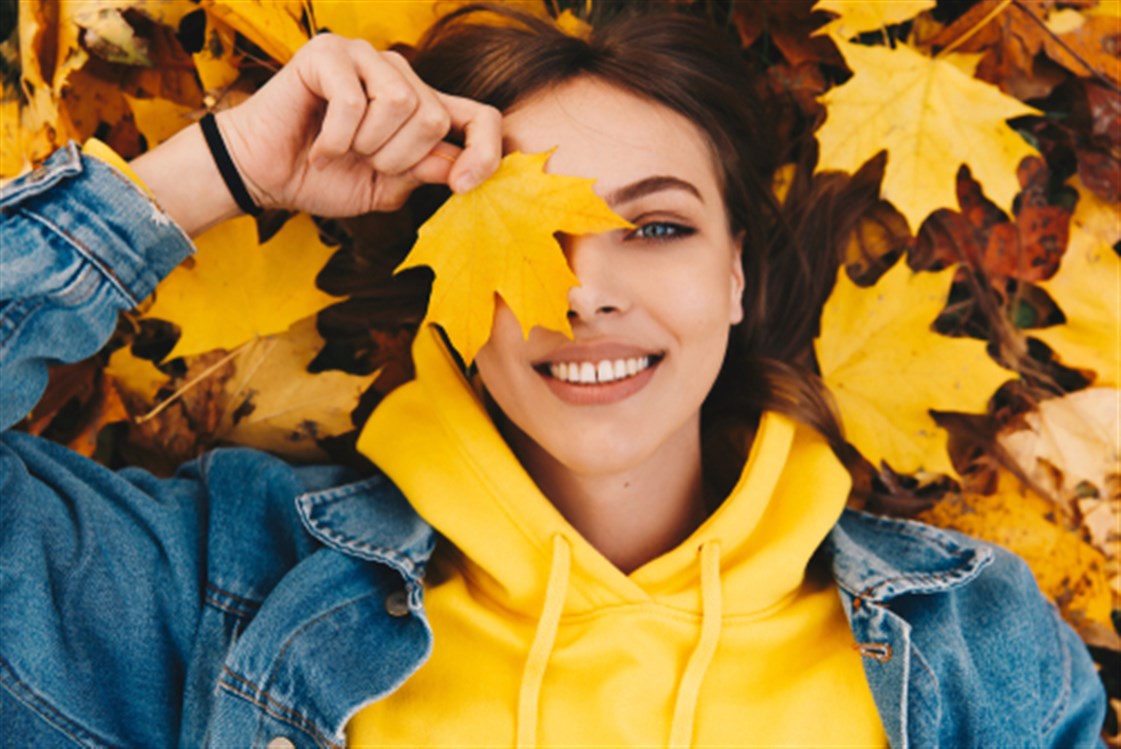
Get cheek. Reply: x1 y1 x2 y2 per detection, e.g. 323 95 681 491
475 305 525 394
656 269 739 341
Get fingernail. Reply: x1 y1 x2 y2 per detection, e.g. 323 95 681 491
454 170 479 193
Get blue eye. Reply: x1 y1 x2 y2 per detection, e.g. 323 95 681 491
631 222 695 241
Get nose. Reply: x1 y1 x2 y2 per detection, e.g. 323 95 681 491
561 233 626 322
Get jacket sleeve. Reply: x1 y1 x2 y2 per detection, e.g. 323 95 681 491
0 141 195 430
0 143 204 747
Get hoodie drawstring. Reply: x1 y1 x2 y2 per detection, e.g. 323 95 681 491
517 534 572 748
669 540 723 747
516 537 721 748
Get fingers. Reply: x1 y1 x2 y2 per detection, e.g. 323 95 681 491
293 35 503 204
297 38 373 166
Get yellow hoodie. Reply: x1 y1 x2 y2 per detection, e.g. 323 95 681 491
350 327 885 747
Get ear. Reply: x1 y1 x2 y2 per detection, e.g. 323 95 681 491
728 232 746 325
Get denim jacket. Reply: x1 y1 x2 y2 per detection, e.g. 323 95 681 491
0 144 1106 748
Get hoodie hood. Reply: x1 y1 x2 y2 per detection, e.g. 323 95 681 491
351 326 883 746
360 326 852 616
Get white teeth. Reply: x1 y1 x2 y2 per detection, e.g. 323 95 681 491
548 356 654 384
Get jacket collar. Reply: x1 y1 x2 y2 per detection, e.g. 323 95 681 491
826 508 994 602
297 474 993 605
295 472 436 585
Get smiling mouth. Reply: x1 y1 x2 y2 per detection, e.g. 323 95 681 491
535 355 664 385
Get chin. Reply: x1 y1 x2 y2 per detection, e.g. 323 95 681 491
541 436 653 478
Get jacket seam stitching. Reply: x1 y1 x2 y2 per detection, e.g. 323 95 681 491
204 581 262 618
224 591 385 748
20 209 140 307
0 655 115 748
217 671 341 749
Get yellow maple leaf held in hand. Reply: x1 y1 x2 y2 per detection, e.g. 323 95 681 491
145 213 339 361
813 0 935 39
1035 180 1120 387
397 150 633 364
815 260 1011 476
816 40 1039 232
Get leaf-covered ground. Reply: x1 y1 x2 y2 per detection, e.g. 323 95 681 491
3 0 1118 739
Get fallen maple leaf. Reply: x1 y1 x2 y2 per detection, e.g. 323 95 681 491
999 387 1120 497
106 346 170 402
123 93 196 147
310 0 466 49
1034 179 1120 386
202 0 308 64
145 214 339 361
396 150 632 364
219 316 377 460
815 259 1011 476
813 0 934 39
816 39 1040 232
193 14 241 93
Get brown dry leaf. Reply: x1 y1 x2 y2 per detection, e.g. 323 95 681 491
66 376 129 458
919 470 1114 630
1000 387 1120 496
218 316 378 460
125 349 237 472
733 0 842 67
58 67 131 144
915 159 1071 281
1042 5 1121 87
922 0 1058 94
998 387 1121 616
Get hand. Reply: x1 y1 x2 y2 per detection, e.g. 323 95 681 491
217 34 502 216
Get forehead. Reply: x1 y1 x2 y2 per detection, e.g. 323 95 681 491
501 78 721 203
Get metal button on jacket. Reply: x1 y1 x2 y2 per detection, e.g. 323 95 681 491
266 737 296 749
384 589 410 617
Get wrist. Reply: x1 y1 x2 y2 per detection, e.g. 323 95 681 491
213 109 273 212
130 123 243 237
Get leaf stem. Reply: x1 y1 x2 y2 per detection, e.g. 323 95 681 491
937 0 1014 58
1011 0 1121 94
134 340 251 424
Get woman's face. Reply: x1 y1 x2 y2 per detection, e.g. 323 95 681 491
475 77 744 479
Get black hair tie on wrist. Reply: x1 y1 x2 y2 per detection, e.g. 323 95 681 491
199 112 263 217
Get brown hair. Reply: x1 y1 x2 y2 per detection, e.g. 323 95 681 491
330 4 878 483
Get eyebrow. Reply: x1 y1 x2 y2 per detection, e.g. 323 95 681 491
603 175 703 207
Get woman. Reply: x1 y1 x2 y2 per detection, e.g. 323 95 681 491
0 5 1103 747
